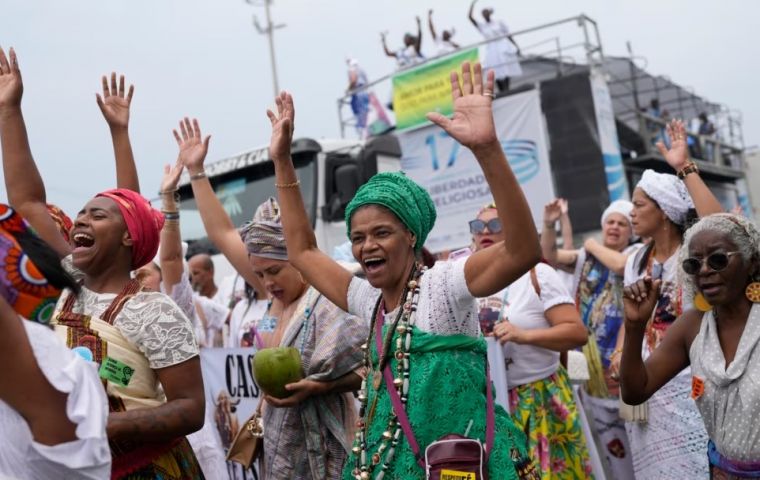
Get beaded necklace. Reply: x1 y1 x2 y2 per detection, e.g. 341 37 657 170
352 264 424 480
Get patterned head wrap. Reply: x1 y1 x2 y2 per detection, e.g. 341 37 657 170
46 203 73 243
345 172 436 251
239 198 288 260
0 204 62 324
636 169 694 226
95 188 165 269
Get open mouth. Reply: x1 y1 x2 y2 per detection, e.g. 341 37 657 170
270 289 285 300
362 257 387 275
72 232 95 252
480 239 495 249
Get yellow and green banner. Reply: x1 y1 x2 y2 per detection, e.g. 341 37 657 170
392 48 479 131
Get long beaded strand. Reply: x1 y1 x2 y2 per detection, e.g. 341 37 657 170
352 267 423 480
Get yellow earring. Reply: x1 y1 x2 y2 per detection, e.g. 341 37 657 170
694 293 712 312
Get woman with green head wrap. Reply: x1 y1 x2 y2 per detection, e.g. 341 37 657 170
268 62 542 479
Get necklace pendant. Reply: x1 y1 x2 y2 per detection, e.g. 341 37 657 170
372 370 383 390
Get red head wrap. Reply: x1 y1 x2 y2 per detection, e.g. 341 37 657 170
95 189 164 269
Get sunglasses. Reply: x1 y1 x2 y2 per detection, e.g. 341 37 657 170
681 251 740 276
469 218 503 235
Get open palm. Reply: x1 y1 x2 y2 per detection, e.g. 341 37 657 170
161 159 184 193
656 119 690 171
0 47 23 109
96 73 134 129
426 62 497 150
267 91 295 162
173 117 211 172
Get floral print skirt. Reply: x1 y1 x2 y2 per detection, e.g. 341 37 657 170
509 367 594 479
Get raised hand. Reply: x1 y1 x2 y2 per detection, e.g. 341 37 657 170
0 47 23 111
558 198 569 216
160 159 184 194
173 118 211 173
656 119 690 171
426 62 498 151
267 91 295 162
623 277 661 328
96 73 134 130
543 199 563 224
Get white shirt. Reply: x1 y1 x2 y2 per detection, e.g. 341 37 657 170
0 320 111 479
227 296 269 348
482 264 575 386
434 39 458 56
348 258 478 336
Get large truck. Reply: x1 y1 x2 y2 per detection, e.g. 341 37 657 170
175 135 401 281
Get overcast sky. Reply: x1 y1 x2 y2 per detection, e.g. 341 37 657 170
1 0 756 216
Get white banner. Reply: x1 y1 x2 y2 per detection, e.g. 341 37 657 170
397 89 555 252
590 73 629 202
200 348 262 480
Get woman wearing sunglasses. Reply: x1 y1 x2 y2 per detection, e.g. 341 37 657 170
620 213 760 478
470 204 593 478
618 120 723 479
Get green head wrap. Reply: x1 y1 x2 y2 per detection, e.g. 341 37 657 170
345 172 436 251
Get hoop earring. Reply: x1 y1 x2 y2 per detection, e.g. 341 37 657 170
746 275 760 303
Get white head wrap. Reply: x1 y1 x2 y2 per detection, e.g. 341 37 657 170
636 169 694 225
601 200 634 227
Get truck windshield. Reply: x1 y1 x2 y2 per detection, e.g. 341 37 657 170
177 158 317 243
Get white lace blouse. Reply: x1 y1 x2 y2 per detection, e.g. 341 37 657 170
59 256 199 369
348 257 479 336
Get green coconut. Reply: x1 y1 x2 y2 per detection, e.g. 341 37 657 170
252 347 303 399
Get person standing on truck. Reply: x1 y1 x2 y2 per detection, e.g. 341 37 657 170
380 16 424 70
468 0 522 92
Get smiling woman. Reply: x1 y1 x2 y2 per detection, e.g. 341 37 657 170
269 62 542 479
620 213 760 478
0 48 206 478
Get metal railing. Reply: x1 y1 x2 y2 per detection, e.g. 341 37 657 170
337 14 605 138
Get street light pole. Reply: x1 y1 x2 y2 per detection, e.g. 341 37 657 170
246 0 285 99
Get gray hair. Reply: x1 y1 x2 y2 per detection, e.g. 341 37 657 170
678 213 760 303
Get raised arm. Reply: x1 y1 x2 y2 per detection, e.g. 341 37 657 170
468 0 479 27
175 118 264 296
558 198 574 249
657 119 722 217
415 16 422 54
107 357 205 443
268 92 353 312
380 33 396 58
0 297 76 445
428 9 438 41
0 47 71 258
540 199 577 271
583 238 628 275
96 73 139 192
427 63 540 297
158 159 185 294
619 277 695 404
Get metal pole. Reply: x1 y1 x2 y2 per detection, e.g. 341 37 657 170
263 0 279 98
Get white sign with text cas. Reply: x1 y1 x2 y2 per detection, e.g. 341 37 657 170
200 348 262 480
396 89 555 253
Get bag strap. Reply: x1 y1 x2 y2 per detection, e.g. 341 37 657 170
376 317 495 468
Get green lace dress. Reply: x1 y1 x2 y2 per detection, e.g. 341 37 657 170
343 259 532 479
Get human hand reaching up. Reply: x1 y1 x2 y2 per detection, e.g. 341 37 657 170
173 118 211 175
0 47 23 113
656 119 690 172
96 73 134 130
267 91 295 163
623 276 661 329
426 62 498 151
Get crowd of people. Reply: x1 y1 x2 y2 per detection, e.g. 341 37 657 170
0 39 759 480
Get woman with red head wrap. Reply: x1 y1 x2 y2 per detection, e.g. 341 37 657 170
0 48 205 479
